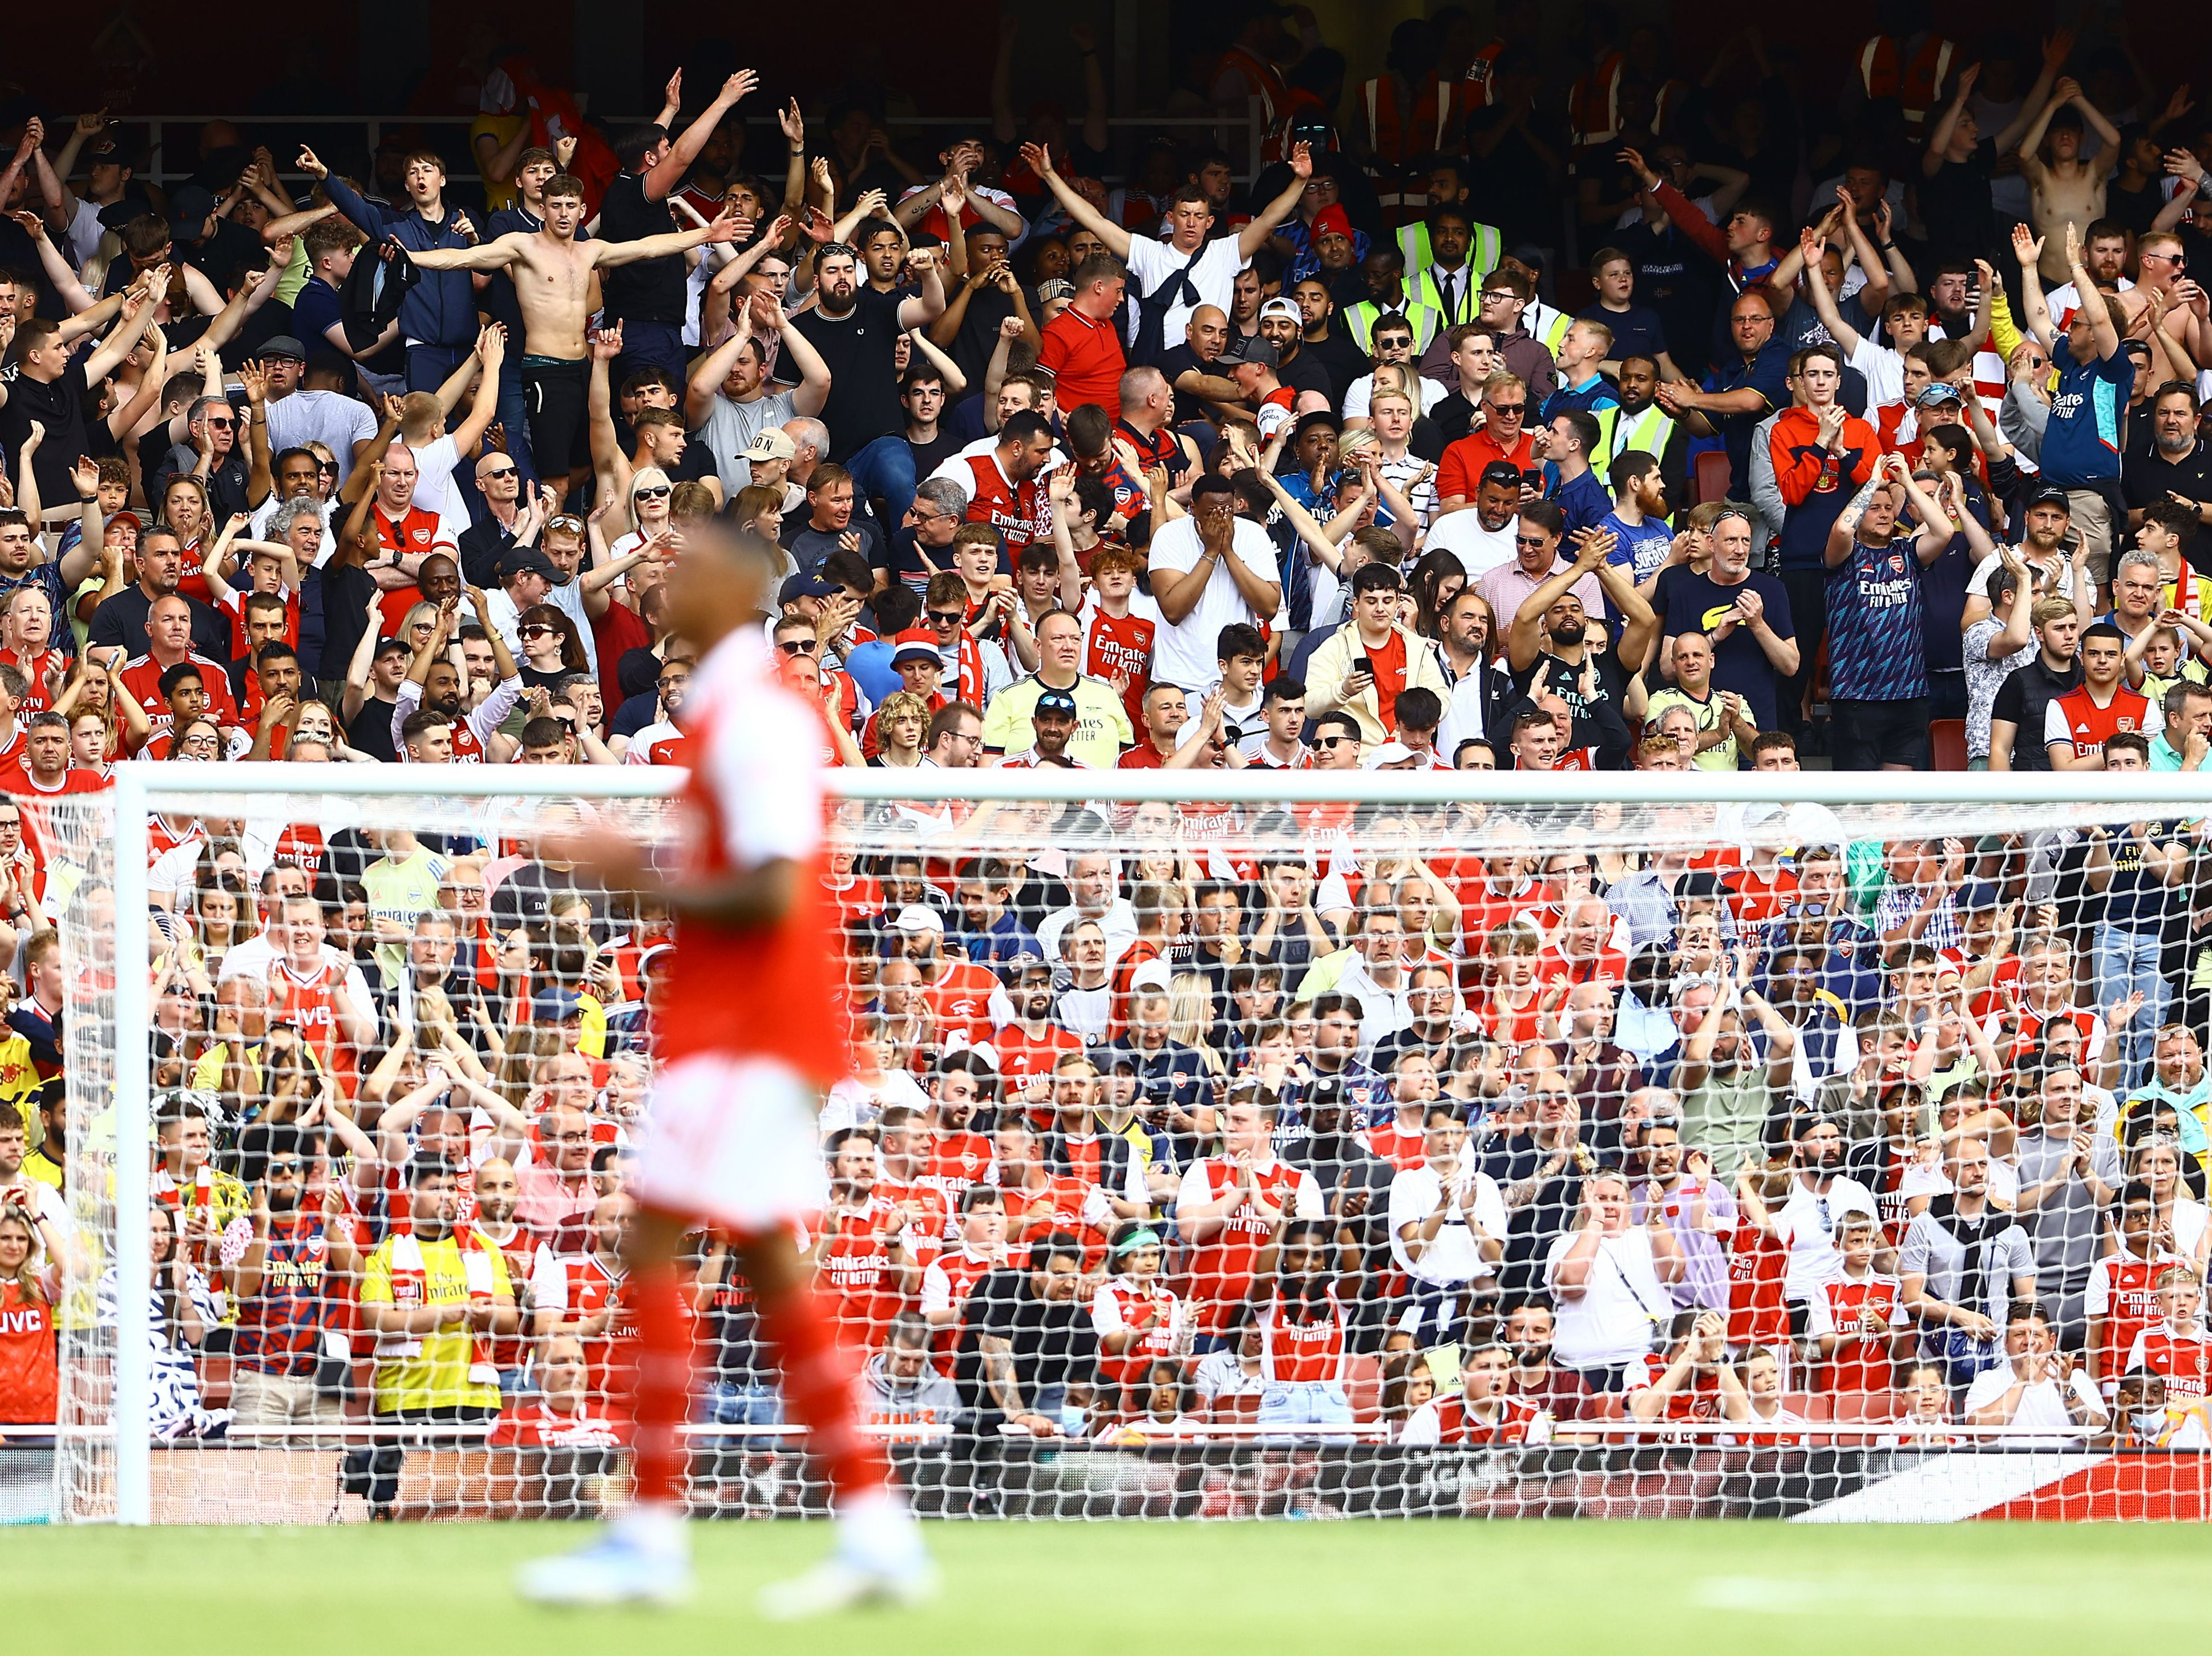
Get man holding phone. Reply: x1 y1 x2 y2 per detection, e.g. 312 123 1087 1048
1305 563 1449 744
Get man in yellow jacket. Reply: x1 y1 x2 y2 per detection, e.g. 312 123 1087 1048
1303 562 1451 744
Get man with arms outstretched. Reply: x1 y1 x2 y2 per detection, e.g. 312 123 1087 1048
401 179 746 503
517 525 931 1614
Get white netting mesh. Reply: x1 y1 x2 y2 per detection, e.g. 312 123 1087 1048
36 774 2212 1524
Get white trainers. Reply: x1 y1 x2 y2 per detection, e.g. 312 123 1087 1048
515 1531 694 1608
757 1554 939 1621
757 1490 936 1621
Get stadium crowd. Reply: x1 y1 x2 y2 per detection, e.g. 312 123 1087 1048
6 6 2212 1516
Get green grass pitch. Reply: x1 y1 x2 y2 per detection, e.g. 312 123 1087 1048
7 1521 2209 1654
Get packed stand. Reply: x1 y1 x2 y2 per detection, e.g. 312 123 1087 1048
3 10 2212 1514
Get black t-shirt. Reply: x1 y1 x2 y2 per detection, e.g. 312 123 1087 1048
907 428 962 484
2122 436 2212 573
1156 342 1226 427
1918 142 1998 262
308 560 381 682
0 362 91 499
347 694 400 764
1651 564 1797 733
1432 390 1481 449
87 585 232 664
953 1267 1099 1413
1276 344 1336 411
597 170 686 324
1988 655 2082 772
792 288 910 462
1298 329 1368 412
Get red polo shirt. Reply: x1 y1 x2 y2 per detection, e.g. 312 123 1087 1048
1038 305 1127 414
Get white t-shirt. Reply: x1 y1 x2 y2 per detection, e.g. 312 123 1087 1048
1423 510 1517 577
1123 235 1249 346
1544 1226 1668 1371
1386 1161 1508 1285
1145 514 1281 692
1846 336 1906 410
1770 1173 1880 1302
1344 371 1448 422
1960 1361 2105 1444
404 433 472 539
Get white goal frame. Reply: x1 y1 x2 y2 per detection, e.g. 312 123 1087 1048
90 761 2212 1521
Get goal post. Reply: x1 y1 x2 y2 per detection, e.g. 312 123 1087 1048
50 762 2212 1525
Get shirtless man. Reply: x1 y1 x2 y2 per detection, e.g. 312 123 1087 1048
403 175 746 500
2016 77 2122 285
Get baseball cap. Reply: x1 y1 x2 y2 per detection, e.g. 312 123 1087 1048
2027 486 2073 514
495 546 562 585
530 987 584 1023
1034 688 1079 718
258 335 307 362
167 184 216 237
1363 741 1418 769
1258 296 1303 324
1128 960 1174 996
891 904 944 934
741 427 797 463
1233 337 1281 371
780 569 836 603
1293 410 1340 441
1954 878 2001 913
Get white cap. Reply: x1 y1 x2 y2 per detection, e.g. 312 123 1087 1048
891 904 944 933
1128 960 1174 996
1364 741 1418 769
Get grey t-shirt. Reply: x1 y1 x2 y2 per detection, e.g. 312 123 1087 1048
1899 1205 2035 1328
695 387 798 498
2012 1128 2122 1299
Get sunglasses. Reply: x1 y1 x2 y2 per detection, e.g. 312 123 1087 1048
547 514 585 532
1313 735 1356 749
317 461 341 474
519 625 556 639
1487 403 1526 417
1513 534 1552 548
777 638 819 655
633 485 671 500
926 610 965 627
482 465 518 480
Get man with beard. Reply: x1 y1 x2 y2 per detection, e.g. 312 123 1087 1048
392 588 525 763
229 1132 353 1440
1501 1298 1595 1429
991 957 1080 1113
1494 528 1644 768
1602 357 1685 521
795 243 949 463
1764 1115 1883 1338
2122 383 2212 572
1632 1120 1734 1315
1426 460 1522 575
893 906 999 1052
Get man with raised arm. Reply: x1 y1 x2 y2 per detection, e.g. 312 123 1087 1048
1018 139 1315 357
517 524 931 1615
2015 220 2133 586
397 177 746 505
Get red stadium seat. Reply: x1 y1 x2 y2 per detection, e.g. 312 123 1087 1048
1928 718 1968 771
1693 449 1733 506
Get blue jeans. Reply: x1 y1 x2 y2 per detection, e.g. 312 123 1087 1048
847 434 920 530
1254 1379 1354 1440
403 341 471 394
699 1379 784 1428
494 358 536 485
2094 920 2169 1092
611 320 688 394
